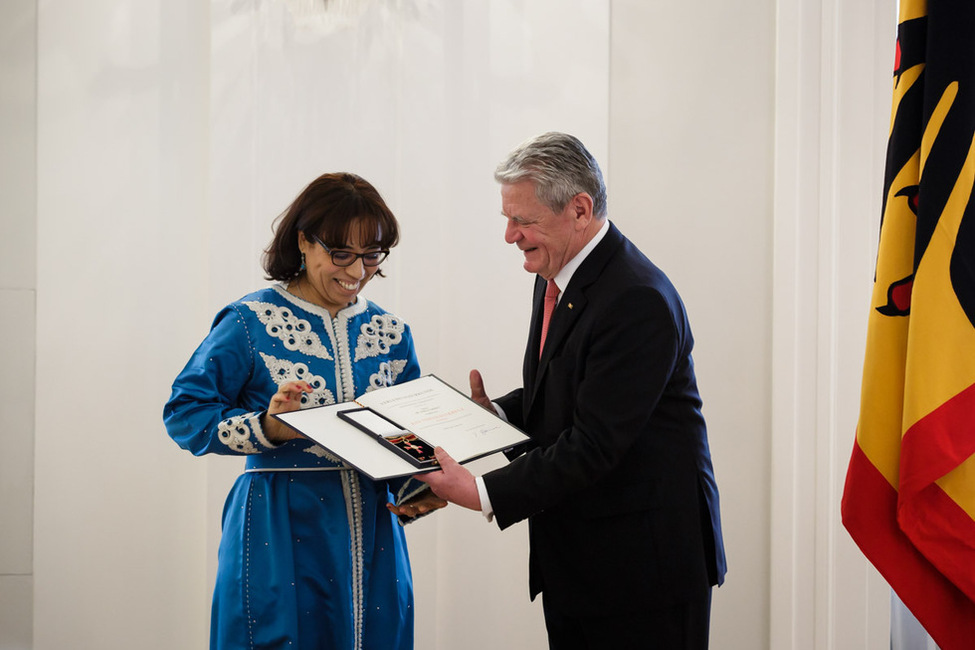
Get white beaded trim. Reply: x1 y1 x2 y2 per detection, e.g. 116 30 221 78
341 470 366 650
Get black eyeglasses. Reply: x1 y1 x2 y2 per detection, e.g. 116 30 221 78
309 234 389 267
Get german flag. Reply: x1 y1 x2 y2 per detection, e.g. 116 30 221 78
841 0 975 647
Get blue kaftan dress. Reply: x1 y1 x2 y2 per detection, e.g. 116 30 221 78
164 284 425 650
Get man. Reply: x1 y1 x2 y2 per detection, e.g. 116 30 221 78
418 132 726 649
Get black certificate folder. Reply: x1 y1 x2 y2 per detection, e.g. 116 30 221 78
272 374 530 480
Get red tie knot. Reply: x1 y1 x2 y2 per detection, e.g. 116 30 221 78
540 279 559 358
545 279 559 300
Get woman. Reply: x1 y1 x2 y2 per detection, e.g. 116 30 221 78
164 172 442 650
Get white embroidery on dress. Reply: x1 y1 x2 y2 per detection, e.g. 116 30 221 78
354 314 405 361
341 471 366 650
333 315 356 403
217 415 261 454
366 359 408 391
258 352 343 461
259 352 336 406
245 301 333 360
303 445 343 462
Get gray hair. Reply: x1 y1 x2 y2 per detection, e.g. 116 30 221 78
494 132 607 218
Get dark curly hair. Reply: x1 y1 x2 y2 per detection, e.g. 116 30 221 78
263 173 400 281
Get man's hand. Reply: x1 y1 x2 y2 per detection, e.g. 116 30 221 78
416 447 482 511
469 369 493 411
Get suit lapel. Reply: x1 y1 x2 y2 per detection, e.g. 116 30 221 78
525 222 625 411
525 275 547 389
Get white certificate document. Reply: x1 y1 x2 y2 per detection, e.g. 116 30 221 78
273 375 529 480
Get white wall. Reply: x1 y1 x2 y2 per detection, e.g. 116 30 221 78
33 1 211 647
0 0 895 648
609 2 776 645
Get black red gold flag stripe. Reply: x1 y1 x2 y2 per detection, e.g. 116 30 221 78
841 0 975 647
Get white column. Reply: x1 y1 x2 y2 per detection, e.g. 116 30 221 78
0 0 37 646
770 0 895 647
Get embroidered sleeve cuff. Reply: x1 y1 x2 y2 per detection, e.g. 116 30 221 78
394 478 430 506
392 480 438 527
216 412 277 454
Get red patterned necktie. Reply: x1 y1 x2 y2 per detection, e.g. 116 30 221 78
539 279 559 358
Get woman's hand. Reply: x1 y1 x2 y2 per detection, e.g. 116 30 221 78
262 381 313 443
386 489 449 520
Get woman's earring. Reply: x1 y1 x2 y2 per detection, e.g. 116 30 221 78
299 252 306 272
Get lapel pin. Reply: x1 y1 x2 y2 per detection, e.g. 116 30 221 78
568 303 574 309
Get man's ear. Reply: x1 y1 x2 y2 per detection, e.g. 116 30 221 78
569 192 595 231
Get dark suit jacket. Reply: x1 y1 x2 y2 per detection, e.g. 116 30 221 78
483 222 726 617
